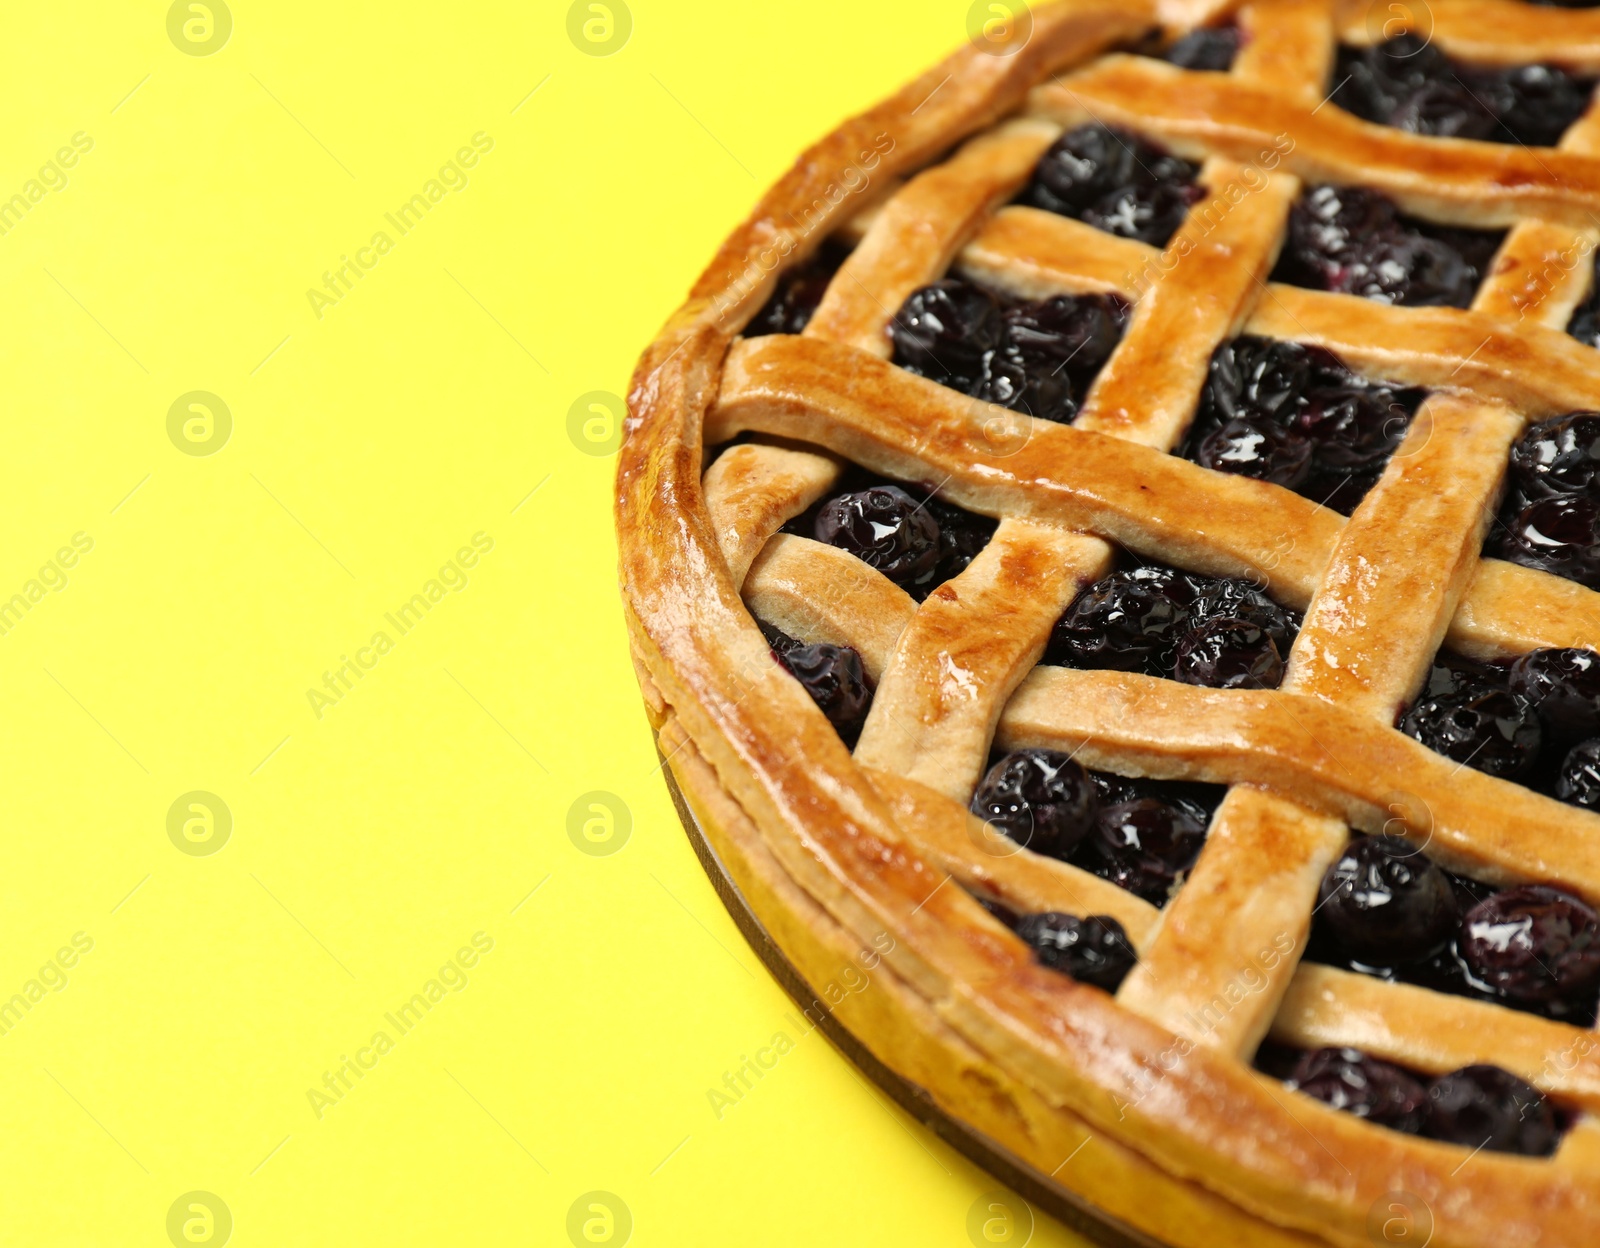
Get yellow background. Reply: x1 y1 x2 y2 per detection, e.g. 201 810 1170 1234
0 1 1094 1243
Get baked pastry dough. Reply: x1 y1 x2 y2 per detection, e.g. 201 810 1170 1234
618 3 1600 1243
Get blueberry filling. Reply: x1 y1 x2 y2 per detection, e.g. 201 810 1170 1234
1046 559 1302 688
970 748 1222 906
746 239 852 336
1272 184 1504 309
1019 123 1204 248
1088 791 1210 904
1182 336 1425 515
761 622 873 745
970 747 1099 858
1569 265 1600 349
1271 1046 1563 1156
1308 834 1600 1025
1491 411 1600 589
1398 683 1544 780
1460 884 1600 1008
889 277 1128 423
1397 645 1600 813
1015 911 1138 990
1287 1047 1429 1134
1425 1064 1561 1155
1332 35 1594 148
1158 26 1241 73
793 470 998 600
1316 835 1459 967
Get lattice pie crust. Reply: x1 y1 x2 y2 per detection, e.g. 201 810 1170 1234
617 3 1600 1243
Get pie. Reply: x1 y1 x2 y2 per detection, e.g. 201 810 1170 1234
615 2 1600 1244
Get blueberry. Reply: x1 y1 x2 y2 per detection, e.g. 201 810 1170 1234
814 485 941 589
1196 417 1315 488
888 280 1003 389
970 749 1099 858
1003 294 1126 391
1081 182 1201 248
1316 836 1459 965
1162 27 1240 72
1015 912 1137 990
1495 495 1600 589
1507 411 1600 503
1200 337 1328 427
1331 36 1590 150
1389 79 1500 140
924 496 996 585
1507 647 1600 743
1294 385 1411 471
746 242 850 336
1278 185 1488 308
1188 578 1301 651
1398 682 1543 779
1047 570 1192 674
1332 36 1453 123
771 640 873 744
1424 1065 1559 1156
1023 124 1200 248
1287 1047 1429 1133
1494 64 1592 148
1460 884 1600 1008
1557 739 1600 809
1172 618 1285 689
1087 796 1209 904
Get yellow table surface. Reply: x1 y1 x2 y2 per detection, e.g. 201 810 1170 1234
0 2 1096 1243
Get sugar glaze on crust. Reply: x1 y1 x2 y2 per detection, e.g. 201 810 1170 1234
617 3 1600 1244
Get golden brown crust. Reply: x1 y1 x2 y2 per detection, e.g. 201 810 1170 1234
618 4 1600 1244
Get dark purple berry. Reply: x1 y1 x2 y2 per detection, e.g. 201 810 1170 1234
1188 578 1301 651
1162 26 1240 72
1196 417 1315 488
1424 1065 1559 1156
1316 836 1459 966
1288 1047 1429 1133
1332 35 1452 123
1460 884 1600 1007
774 642 873 744
925 496 996 584
746 242 849 336
1279 185 1489 308
1390 79 1499 140
1048 570 1191 674
1398 683 1543 779
970 749 1099 859
1023 125 1200 248
1016 911 1137 990
1088 796 1209 904
1507 411 1600 503
1557 739 1600 809
888 280 1003 389
1508 647 1600 743
1494 64 1592 148
1172 618 1285 689
1294 385 1412 471
1496 495 1600 589
1003 294 1125 389
814 485 941 588
1081 181 1200 248
1201 337 1331 426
